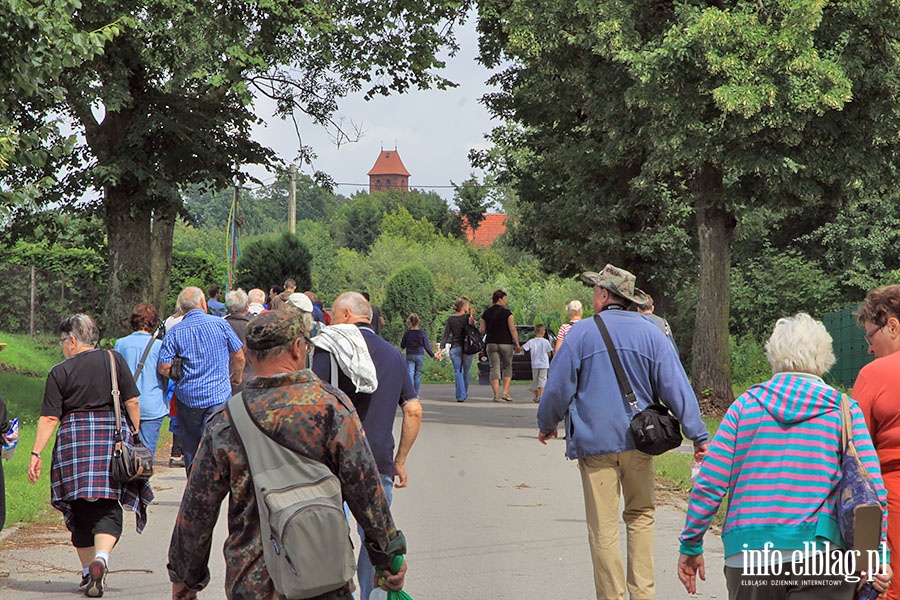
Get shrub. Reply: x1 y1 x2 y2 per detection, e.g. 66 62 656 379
167 249 225 315
383 263 436 343
234 231 311 292
730 334 771 389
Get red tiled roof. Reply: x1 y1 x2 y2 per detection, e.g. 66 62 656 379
461 213 507 248
367 150 411 176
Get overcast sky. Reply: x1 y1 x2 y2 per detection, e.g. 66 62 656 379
245 17 499 203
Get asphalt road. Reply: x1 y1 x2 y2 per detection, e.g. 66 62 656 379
0 383 727 599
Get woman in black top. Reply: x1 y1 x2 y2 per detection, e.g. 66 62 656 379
400 313 440 395
27 314 153 597
480 290 522 402
441 297 475 402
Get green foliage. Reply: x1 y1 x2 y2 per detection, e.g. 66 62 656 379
330 194 384 253
383 264 436 344
381 207 438 245
0 243 107 334
730 335 772 390
168 250 225 315
453 174 492 233
235 232 312 292
730 248 840 340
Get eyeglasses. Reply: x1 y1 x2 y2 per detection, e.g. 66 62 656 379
58 336 70 345
864 324 886 343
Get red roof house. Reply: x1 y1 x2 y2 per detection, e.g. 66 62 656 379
461 213 507 248
368 149 410 193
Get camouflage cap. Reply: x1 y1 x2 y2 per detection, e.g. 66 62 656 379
246 309 310 350
580 264 651 307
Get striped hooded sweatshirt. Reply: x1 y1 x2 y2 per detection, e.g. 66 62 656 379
679 372 887 559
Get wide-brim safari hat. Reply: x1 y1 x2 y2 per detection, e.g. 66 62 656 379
580 264 651 307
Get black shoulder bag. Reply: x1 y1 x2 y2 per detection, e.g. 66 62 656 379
108 351 154 483
593 314 682 455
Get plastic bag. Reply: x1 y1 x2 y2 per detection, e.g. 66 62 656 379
2 418 19 461
373 555 413 600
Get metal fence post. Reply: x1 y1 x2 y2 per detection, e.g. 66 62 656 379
30 265 36 341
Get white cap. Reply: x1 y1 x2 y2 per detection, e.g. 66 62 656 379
287 293 314 313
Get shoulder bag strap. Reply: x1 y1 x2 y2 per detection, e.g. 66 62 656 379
132 325 161 381
108 350 123 440
593 315 639 417
840 393 859 457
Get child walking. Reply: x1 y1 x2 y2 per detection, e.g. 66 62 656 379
400 313 440 395
522 324 552 403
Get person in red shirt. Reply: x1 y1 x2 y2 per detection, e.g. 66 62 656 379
853 284 900 600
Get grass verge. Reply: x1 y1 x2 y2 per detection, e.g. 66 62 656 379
655 415 728 530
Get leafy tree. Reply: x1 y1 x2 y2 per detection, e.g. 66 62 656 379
453 174 492 240
234 232 311 293
167 250 224 316
0 2 127 205
730 248 840 340
7 0 466 335
330 194 384 253
476 0 900 411
381 208 439 245
383 263 437 343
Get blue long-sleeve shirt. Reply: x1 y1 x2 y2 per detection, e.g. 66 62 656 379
400 329 435 358
538 309 708 459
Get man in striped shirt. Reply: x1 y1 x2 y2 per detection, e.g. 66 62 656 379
159 287 245 471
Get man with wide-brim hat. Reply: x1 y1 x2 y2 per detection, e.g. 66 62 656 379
537 263 709 600
579 264 652 308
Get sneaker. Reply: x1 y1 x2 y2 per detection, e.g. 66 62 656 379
169 457 185 468
84 558 106 597
79 574 89 591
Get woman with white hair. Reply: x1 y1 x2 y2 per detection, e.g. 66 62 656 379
677 313 891 599
555 299 583 352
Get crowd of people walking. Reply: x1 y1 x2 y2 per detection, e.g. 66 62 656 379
4 267 900 599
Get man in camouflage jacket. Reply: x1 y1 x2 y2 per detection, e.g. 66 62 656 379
168 309 407 599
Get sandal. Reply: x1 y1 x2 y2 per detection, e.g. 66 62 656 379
493 396 501 403
502 394 513 402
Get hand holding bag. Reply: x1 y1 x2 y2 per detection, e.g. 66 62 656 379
108 350 153 483
594 314 682 455
836 394 882 552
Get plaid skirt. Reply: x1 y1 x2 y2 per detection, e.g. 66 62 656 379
50 410 154 534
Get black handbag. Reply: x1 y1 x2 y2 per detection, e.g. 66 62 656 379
108 350 153 483
594 314 683 455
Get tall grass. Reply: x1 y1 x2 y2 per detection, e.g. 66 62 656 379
0 332 61 377
0 370 56 525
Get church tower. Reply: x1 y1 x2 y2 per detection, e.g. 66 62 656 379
367 148 410 193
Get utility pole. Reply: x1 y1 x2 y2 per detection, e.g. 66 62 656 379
289 164 297 233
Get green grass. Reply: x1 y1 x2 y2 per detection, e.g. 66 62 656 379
0 370 56 526
655 415 728 528
0 332 61 377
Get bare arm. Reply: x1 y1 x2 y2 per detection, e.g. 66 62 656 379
507 314 521 350
230 349 245 387
124 396 141 433
554 337 563 353
393 399 422 488
27 415 60 483
158 362 172 379
479 319 486 334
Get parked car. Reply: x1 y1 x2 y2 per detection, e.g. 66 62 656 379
477 325 557 385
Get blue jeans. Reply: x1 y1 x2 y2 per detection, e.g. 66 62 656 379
357 474 394 600
406 354 424 395
449 347 473 401
139 416 165 462
177 400 225 471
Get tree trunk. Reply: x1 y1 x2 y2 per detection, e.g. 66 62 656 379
104 185 152 337
690 170 737 415
150 201 177 319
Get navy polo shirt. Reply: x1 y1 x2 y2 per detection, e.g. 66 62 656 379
312 323 417 477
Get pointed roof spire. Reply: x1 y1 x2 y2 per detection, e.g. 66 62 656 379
368 148 411 177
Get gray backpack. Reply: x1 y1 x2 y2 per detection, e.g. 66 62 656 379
227 393 356 598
